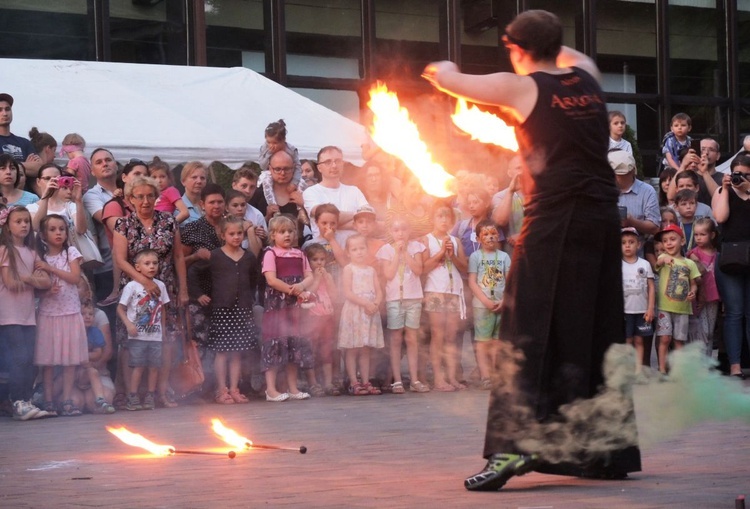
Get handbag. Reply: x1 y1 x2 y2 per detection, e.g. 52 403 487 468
169 308 205 399
71 230 104 270
719 241 750 275
65 202 104 270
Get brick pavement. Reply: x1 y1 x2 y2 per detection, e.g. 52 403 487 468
1 385 748 509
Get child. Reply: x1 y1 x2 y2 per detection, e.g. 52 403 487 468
662 112 692 170
376 216 428 394
34 214 88 417
117 249 170 410
300 159 320 188
150 163 190 224
608 111 633 154
258 119 305 206
654 224 701 378
467 220 511 390
620 227 655 383
230 167 268 243
422 201 468 392
261 215 315 402
199 216 259 404
304 243 338 396
76 300 116 413
687 218 721 357
338 234 384 395
60 133 91 190
225 190 263 255
352 205 386 268
675 188 699 253
0 206 53 420
658 167 677 207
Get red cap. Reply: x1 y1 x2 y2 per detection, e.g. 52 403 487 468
655 223 684 241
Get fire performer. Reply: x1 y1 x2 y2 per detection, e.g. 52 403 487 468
423 10 641 490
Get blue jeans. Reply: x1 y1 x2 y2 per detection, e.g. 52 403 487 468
715 263 750 365
0 325 37 401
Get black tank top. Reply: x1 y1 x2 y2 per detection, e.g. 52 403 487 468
516 67 618 213
720 187 750 242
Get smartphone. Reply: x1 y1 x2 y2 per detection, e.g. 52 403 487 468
690 139 701 153
618 206 628 220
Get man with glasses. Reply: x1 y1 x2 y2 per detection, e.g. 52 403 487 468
302 145 368 239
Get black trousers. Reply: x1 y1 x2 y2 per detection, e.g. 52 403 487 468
483 197 641 475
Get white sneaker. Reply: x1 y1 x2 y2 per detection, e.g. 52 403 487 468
12 400 43 421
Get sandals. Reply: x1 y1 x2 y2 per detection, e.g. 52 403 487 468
481 379 492 390
390 381 406 394
363 382 382 395
215 388 235 405
410 380 430 393
309 384 326 397
433 384 456 392
229 388 250 404
43 401 58 417
158 393 178 408
348 382 369 396
112 393 128 410
324 385 341 396
60 399 82 417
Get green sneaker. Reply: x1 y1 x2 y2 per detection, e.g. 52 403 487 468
464 453 539 491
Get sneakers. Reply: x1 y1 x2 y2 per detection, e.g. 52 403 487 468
464 453 539 491
94 397 116 414
142 392 156 410
126 393 143 411
634 371 650 385
12 400 49 421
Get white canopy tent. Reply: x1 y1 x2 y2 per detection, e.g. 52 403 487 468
1 58 367 168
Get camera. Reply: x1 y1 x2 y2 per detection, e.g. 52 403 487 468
730 172 748 187
57 176 75 189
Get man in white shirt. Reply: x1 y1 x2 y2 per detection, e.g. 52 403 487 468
303 145 368 239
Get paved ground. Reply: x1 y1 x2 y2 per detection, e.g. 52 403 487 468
1 380 749 509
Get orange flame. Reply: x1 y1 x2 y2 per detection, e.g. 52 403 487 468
106 426 174 456
451 98 519 152
367 82 456 198
211 418 252 449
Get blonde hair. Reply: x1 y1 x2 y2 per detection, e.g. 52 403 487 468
180 161 208 184
268 214 297 246
61 133 86 148
344 233 367 251
125 176 159 198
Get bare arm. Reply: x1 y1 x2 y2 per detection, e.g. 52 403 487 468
264 270 294 294
173 198 190 224
711 175 731 223
555 46 601 83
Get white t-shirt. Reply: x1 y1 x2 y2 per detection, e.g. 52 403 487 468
119 279 170 342
622 257 654 314
303 182 368 238
376 241 426 302
423 233 463 296
243 204 268 231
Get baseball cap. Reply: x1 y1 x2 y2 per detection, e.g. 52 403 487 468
655 223 684 241
621 227 639 237
608 150 636 175
353 204 377 221
0 93 13 106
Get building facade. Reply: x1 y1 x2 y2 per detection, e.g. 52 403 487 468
2 0 748 175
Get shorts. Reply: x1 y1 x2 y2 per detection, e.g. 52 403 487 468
473 307 501 341
624 313 653 338
656 311 689 342
423 292 461 314
128 339 163 368
386 299 422 330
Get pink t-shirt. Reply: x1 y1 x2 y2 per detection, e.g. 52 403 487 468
0 245 38 326
687 247 720 303
262 247 312 274
67 155 92 190
376 241 426 302
38 246 83 316
154 186 182 214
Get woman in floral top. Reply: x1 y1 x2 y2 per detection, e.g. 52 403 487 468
112 176 188 408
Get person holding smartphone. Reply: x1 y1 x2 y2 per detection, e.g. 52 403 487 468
609 150 661 237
